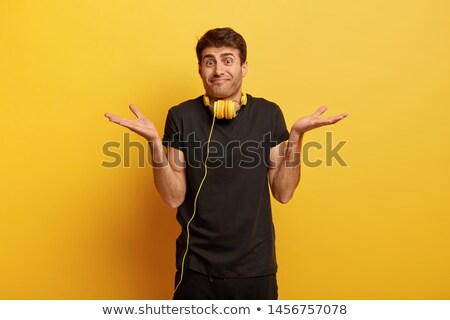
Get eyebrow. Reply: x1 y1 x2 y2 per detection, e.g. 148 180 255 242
202 53 236 61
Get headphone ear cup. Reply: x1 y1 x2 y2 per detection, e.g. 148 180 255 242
220 100 226 119
212 99 237 119
224 101 228 120
204 94 244 119
231 101 237 118
226 100 236 119
217 100 225 119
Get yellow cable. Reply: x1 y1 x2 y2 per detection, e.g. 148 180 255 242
173 112 217 294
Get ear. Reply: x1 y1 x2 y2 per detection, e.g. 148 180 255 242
198 64 202 76
241 61 248 77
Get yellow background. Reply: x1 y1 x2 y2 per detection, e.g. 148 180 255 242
1 0 449 299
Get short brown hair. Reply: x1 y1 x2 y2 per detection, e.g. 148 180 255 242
196 27 247 65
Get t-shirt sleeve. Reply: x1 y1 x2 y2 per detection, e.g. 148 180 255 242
271 105 290 147
162 109 182 149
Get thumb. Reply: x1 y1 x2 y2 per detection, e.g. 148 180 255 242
312 105 327 118
129 104 145 119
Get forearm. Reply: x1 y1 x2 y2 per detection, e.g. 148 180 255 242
272 131 303 203
149 138 186 208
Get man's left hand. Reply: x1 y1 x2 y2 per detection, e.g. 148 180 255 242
291 105 348 136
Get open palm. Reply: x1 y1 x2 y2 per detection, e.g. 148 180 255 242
105 104 159 142
292 105 348 134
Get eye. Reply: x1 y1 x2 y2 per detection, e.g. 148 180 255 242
224 58 234 65
205 59 215 67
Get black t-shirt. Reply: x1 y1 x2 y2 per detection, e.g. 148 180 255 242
162 94 289 278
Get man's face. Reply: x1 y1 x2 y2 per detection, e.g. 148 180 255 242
199 46 248 102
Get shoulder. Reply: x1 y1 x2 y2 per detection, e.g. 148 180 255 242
169 96 203 115
165 96 205 125
247 94 283 114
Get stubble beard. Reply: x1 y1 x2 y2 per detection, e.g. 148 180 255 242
206 77 243 101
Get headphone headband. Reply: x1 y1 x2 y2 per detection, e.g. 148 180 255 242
203 93 247 108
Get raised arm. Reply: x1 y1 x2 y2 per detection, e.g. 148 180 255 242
105 105 186 208
268 105 348 204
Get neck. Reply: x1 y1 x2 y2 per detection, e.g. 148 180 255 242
207 90 244 111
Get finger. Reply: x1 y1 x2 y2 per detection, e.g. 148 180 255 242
129 104 144 119
105 112 120 122
105 113 139 131
105 113 126 124
320 113 349 125
312 105 327 118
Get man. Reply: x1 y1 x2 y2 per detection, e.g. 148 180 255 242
105 27 347 299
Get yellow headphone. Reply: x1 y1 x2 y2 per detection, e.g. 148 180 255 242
173 93 248 295
203 93 248 119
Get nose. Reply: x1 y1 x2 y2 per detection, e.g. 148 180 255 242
214 63 225 76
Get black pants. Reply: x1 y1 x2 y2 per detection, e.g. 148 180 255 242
173 269 278 300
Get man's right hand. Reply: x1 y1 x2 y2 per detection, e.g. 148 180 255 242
105 104 159 142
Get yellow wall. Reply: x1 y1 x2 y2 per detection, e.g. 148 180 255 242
1 0 449 299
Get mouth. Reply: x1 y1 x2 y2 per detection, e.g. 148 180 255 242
210 77 230 85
